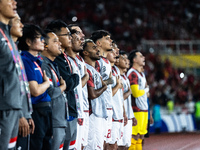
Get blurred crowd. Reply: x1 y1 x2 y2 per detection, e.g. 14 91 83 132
17 0 200 51
144 53 200 112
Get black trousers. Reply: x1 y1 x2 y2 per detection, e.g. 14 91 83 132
30 106 52 150
16 134 30 150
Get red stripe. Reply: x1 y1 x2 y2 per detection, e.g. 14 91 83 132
76 55 83 62
112 118 123 123
59 143 64 148
50 67 59 84
70 140 76 146
9 136 17 143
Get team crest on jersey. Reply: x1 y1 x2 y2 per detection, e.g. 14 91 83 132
78 64 81 70
102 66 106 72
94 74 98 80
94 74 100 86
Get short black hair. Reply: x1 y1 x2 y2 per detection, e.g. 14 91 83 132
128 50 139 65
68 24 82 35
18 24 45 51
68 24 79 30
119 50 127 55
80 39 94 58
46 19 68 34
43 29 54 45
90 30 110 43
83 39 94 50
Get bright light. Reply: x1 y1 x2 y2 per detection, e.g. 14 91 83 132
149 47 154 53
180 72 184 78
72 16 77 22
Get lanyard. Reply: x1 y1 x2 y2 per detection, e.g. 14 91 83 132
50 66 60 86
0 28 18 63
34 61 43 77
0 28 32 112
63 52 72 73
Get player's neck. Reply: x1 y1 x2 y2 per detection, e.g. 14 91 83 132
85 57 95 68
100 49 108 57
132 64 142 72
110 62 114 67
118 67 125 75
66 48 76 59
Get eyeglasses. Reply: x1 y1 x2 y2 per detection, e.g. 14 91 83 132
57 33 72 37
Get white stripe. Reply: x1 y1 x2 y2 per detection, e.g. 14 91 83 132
69 144 75 149
8 141 16 149
59 147 63 150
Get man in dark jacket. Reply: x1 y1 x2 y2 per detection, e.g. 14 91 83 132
46 20 79 150
0 0 23 149
41 30 68 150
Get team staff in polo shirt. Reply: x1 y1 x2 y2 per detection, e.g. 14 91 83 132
0 0 24 149
18 24 52 150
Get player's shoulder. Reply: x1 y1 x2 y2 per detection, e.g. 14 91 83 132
127 68 138 77
101 57 109 64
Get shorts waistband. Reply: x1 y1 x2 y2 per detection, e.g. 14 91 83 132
107 108 112 110
32 102 51 109
112 118 123 123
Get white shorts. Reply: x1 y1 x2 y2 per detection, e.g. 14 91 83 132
104 109 113 143
118 119 132 147
84 113 105 150
74 118 84 150
109 120 124 144
82 111 89 146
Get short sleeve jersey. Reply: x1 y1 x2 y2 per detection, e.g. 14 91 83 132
111 66 124 120
121 74 134 119
21 51 51 104
68 56 84 118
96 57 112 108
127 67 148 111
86 63 107 118
75 55 88 111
